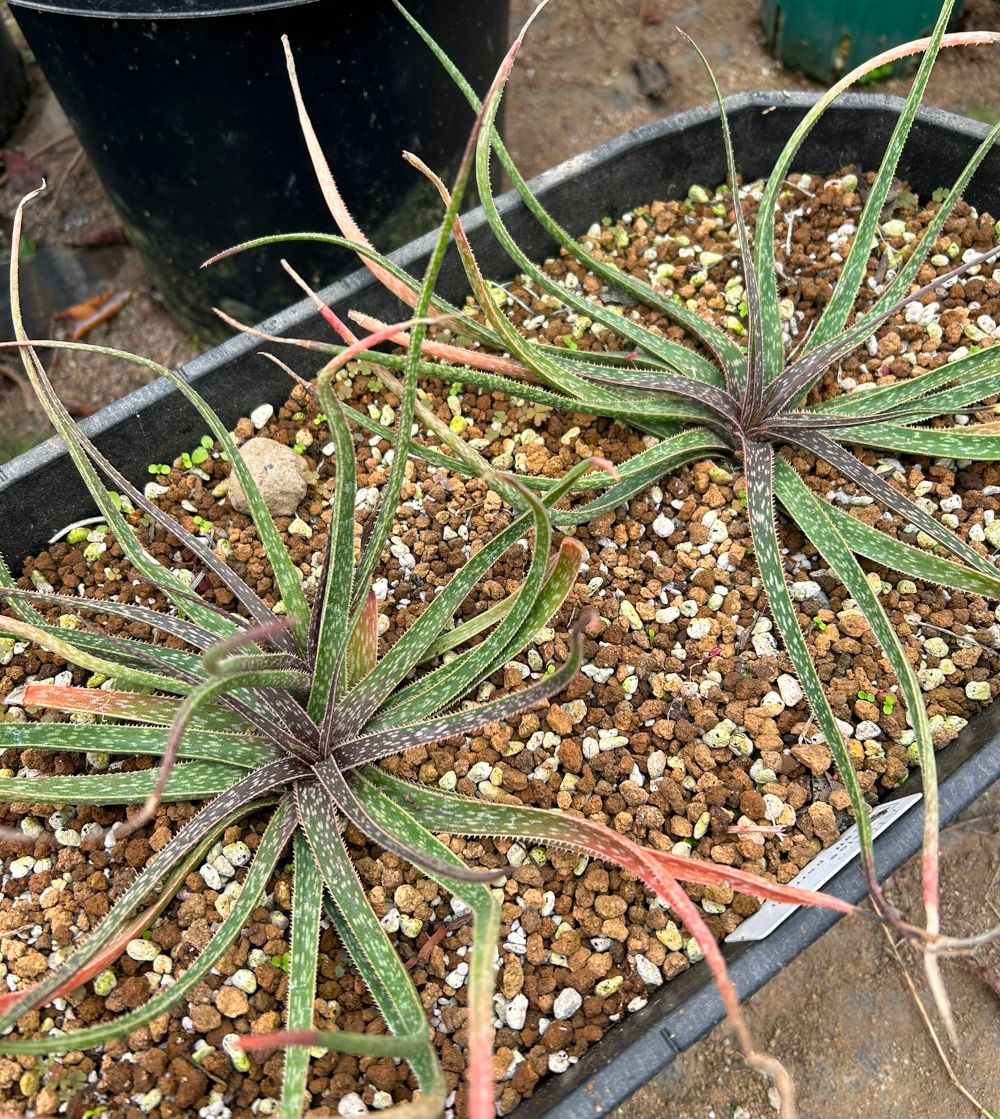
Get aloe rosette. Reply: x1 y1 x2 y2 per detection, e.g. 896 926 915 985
0 217 865 1119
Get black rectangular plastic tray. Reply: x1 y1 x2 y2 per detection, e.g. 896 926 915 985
2 91 999 1119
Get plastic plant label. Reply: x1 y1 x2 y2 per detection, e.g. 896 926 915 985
725 792 922 943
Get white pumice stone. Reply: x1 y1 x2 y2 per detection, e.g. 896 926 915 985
212 855 236 879
789 580 822 602
635 954 664 986
199 864 223 890
763 794 785 822
250 403 273 429
222 841 251 868
504 993 529 1030
777 674 804 707
338 1094 368 1117
9 856 34 879
752 632 779 658
139 1089 164 1114
553 988 583 1019
20 816 43 838
126 937 161 962
548 1050 571 1074
230 968 257 993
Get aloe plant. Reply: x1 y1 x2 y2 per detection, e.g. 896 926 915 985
208 0 1000 1038
0 22 888 1119
0 218 868 1119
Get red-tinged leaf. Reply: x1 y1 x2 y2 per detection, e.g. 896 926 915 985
343 590 378 692
276 38 428 315
53 287 114 322
14 684 246 732
563 814 859 916
305 313 449 388
0 149 44 192
349 310 539 378
369 772 864 919
238 1030 320 1052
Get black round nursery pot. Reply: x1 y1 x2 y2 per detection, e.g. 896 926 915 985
6 0 509 335
0 17 27 145
2 92 1000 1117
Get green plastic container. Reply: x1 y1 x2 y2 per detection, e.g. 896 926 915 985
761 0 965 84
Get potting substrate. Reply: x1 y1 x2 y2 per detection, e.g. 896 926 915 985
2 94 1000 1119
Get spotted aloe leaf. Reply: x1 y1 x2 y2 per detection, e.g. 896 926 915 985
295 781 448 1118
0 613 186 693
0 722 279 768
278 830 325 1119
0 760 245 804
341 590 380 696
804 5 959 351
353 778 501 1119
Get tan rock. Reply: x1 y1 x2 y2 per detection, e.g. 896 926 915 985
791 741 833 776
808 802 840 848
594 894 627 919
227 437 309 516
546 704 573 737
189 1004 222 1032
11 950 47 979
215 986 250 1018
829 789 852 811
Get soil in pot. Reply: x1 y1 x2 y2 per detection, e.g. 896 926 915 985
2 168 1000 1119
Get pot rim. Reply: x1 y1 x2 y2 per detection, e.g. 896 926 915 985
7 0 325 21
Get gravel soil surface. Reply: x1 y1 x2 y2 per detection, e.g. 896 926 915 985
3 167 1000 1116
